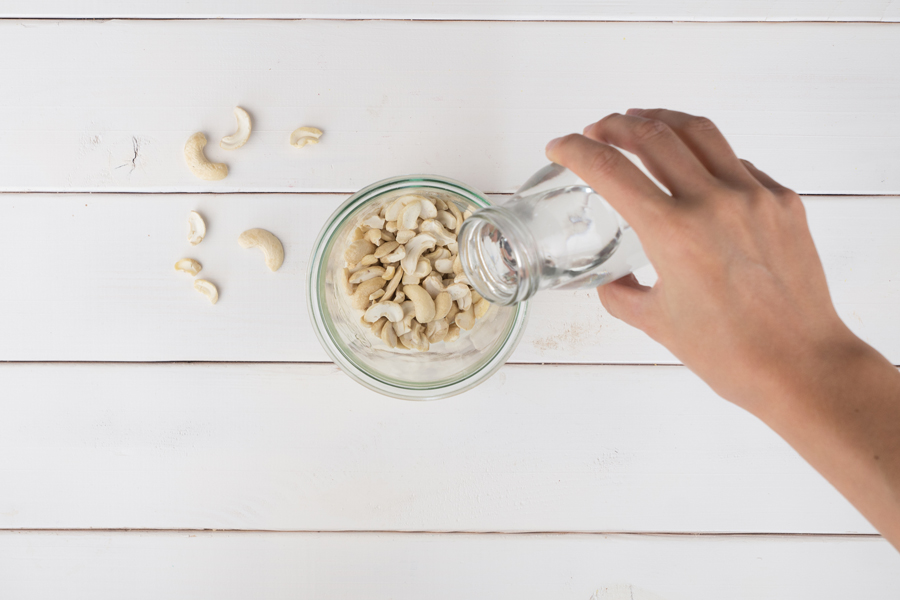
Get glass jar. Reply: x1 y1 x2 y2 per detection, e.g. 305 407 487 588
307 175 530 401
458 163 649 306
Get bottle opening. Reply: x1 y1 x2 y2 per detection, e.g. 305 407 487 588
458 208 540 306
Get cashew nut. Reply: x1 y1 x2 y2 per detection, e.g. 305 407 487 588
398 202 422 231
420 219 456 246
382 267 403 302
445 283 470 302
400 321 429 352
455 305 475 330
419 199 438 220
426 318 449 344
445 323 461 343
184 132 228 181
350 277 386 310
220 106 252 150
369 289 385 302
374 241 400 259
345 240 376 264
474 297 491 319
395 230 416 245
187 211 206 245
384 195 425 221
380 244 406 264
194 279 219 304
434 258 454 274
361 214 385 230
381 320 399 348
238 228 284 272
364 229 383 246
290 126 323 148
436 211 457 231
175 258 202 276
403 284 436 324
370 317 388 337
447 202 464 231
382 265 396 280
433 292 452 321
423 272 448 298
364 301 404 323
400 233 436 276
349 266 386 284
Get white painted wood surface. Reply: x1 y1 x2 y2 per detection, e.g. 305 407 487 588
0 194 896 364
2 12 897 593
4 1 900 21
0 363 873 533
1 20 899 194
2 532 898 600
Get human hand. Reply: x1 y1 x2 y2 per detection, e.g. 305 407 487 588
546 109 859 416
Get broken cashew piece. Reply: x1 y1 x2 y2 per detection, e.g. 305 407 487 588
175 258 202 276
238 228 284 272
194 279 219 304
187 211 206 245
290 126 323 148
220 107 252 150
184 132 228 181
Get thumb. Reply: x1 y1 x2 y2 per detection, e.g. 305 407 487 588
596 274 657 333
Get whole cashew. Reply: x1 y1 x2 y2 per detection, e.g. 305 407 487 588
238 228 284 272
403 284 436 324
220 107 252 150
184 132 228 181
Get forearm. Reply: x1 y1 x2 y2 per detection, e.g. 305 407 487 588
761 332 900 548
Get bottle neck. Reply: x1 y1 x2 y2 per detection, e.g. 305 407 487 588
457 206 542 306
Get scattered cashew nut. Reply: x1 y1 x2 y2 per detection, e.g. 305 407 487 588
175 258 202 276
290 126 323 148
184 132 228 181
187 211 206 245
220 106 252 150
194 279 219 304
238 228 284 272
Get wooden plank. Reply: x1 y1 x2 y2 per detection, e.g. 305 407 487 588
0 194 896 364
2 531 898 599
1 20 898 194
0 362 875 533
3 1 900 21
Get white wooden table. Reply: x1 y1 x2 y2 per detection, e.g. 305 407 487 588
2 3 899 598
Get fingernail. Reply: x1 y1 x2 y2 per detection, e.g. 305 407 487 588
545 136 563 154
626 108 643 116
582 122 597 135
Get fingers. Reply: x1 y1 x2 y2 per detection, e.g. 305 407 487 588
739 159 788 191
546 133 673 235
622 108 756 187
583 112 716 197
596 274 658 333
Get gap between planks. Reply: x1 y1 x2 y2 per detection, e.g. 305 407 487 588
0 528 882 538
1 18 899 24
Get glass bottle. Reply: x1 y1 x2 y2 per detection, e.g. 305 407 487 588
458 163 649 306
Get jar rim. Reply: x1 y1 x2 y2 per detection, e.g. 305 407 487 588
307 174 530 401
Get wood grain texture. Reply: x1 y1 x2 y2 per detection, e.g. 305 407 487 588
2 531 898 600
3 1 900 21
0 194 896 364
1 20 899 194
0 362 874 533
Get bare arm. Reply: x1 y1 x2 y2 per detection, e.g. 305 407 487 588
546 108 900 549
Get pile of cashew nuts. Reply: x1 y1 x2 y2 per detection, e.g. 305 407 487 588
339 193 491 351
183 107 321 181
